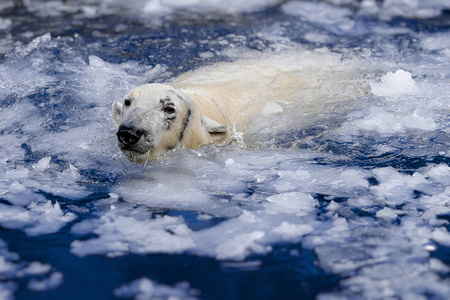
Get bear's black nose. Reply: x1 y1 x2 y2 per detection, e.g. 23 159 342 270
117 125 144 146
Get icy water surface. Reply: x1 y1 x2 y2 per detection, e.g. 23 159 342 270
1 0 450 299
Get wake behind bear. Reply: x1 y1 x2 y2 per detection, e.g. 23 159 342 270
112 52 367 163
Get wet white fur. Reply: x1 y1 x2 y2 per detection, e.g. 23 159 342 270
112 59 317 163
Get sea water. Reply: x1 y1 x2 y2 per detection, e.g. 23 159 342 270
0 0 449 299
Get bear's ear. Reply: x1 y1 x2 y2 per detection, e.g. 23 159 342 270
201 116 229 143
112 102 123 124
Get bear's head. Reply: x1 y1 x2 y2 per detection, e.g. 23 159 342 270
112 83 193 163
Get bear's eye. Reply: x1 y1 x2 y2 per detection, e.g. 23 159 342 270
124 99 131 106
164 106 176 114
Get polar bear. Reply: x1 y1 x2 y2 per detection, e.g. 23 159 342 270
112 60 308 163
112 52 367 163
112 83 231 163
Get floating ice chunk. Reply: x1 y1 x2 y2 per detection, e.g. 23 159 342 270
85 55 166 105
225 158 235 166
0 256 16 273
0 1 14 12
0 282 16 300
0 204 31 229
56 164 81 182
70 218 101 236
199 51 214 59
376 207 400 220
143 0 174 15
326 201 340 211
370 70 418 96
265 192 318 216
429 258 450 274
273 222 314 241
276 166 370 196
303 32 333 44
196 214 212 221
26 208 74 235
349 106 437 135
221 260 262 270
330 216 349 233
340 169 370 189
33 167 90 200
422 33 450 51
0 18 12 30
275 170 311 193
281 1 352 26
70 213 196 257
215 231 267 260
432 228 450 247
378 0 450 19
114 277 198 300
22 201 76 236
238 210 261 223
115 167 242 217
424 244 437 252
114 277 154 299
424 164 450 184
420 188 450 222
260 101 283 115
399 113 437 132
371 167 428 205
5 167 29 180
17 33 52 57
9 181 26 194
71 238 129 258
27 271 63 291
32 157 51 172
22 261 52 276
142 0 281 15
0 239 19 262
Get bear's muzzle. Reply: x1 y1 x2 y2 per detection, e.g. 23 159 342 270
117 124 145 146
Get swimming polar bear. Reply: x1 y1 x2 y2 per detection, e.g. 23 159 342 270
112 51 367 163
112 61 308 163
112 83 232 163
